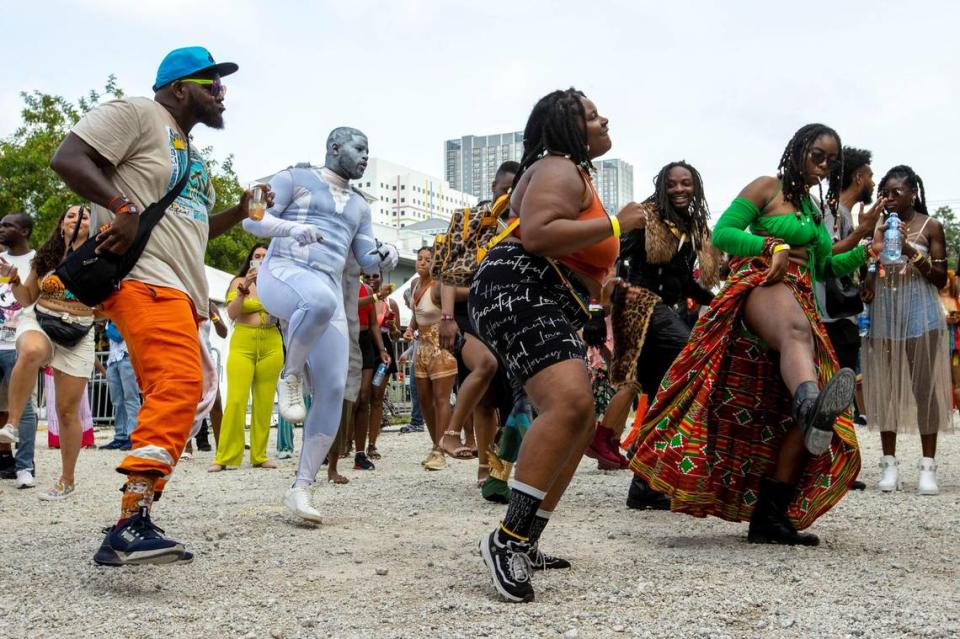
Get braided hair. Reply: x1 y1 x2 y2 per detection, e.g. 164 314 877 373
776 123 843 223
878 165 928 215
648 161 711 250
513 88 592 188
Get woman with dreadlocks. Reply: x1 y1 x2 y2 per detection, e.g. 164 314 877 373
629 123 880 546
470 88 646 603
583 162 720 502
863 165 951 496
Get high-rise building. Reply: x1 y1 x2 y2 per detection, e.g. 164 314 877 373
445 131 523 201
592 159 634 214
356 158 478 229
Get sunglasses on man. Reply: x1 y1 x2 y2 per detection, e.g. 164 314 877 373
179 78 226 99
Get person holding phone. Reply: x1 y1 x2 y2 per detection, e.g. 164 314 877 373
209 243 284 471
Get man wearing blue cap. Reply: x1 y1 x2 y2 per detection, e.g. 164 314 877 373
51 46 270 566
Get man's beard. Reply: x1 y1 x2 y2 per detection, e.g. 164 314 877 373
859 186 873 205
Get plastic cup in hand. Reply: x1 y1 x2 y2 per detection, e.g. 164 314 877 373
248 184 266 221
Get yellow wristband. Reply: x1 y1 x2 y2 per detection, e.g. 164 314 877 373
610 216 621 238
772 243 791 254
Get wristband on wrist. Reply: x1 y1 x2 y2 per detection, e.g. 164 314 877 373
107 195 138 216
772 243 791 255
760 236 786 258
372 293 380 302
609 216 621 238
440 313 455 321
910 252 924 264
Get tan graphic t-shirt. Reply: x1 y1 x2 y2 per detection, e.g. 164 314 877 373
71 97 215 317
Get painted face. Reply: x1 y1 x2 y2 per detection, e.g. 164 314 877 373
61 206 90 243
0 215 25 247
333 134 369 180
581 97 611 159
184 73 225 130
802 134 840 186
491 172 516 200
252 246 267 262
415 249 432 277
878 176 914 215
665 166 695 212
856 165 875 205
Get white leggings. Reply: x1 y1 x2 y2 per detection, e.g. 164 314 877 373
258 258 348 487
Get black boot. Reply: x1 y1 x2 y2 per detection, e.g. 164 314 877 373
747 476 819 546
195 421 211 452
626 475 671 510
792 369 856 456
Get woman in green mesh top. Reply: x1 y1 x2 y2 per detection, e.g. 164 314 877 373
629 124 885 547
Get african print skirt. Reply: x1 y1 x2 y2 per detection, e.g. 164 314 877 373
629 257 860 530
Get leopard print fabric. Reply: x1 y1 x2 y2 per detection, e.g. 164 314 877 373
432 196 510 287
609 284 661 390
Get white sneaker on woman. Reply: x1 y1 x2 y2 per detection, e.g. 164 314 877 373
278 374 307 423
877 455 901 492
917 457 939 496
0 423 18 444
284 486 323 523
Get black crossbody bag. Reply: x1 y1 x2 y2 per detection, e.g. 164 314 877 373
55 148 191 307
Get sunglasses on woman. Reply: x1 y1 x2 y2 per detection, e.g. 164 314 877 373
808 148 840 170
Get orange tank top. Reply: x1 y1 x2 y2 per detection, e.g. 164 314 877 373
511 169 618 285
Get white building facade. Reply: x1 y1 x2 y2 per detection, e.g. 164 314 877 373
357 158 477 229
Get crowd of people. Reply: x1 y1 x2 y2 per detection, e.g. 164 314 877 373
0 47 953 605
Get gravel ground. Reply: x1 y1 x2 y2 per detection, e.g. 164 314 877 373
1 424 957 639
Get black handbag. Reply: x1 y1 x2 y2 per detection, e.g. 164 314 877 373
34 307 93 348
824 274 864 318
55 148 192 307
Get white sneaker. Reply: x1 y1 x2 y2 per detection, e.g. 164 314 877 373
917 457 939 496
15 469 34 489
284 486 323 523
0 423 18 444
278 374 307 423
276 450 293 460
877 455 901 492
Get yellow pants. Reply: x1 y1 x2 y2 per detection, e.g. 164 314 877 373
214 323 284 466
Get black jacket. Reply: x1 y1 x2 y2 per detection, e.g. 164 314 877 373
619 228 714 307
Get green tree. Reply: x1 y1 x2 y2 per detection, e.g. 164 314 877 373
0 76 124 241
204 150 257 273
0 77 254 272
932 205 960 268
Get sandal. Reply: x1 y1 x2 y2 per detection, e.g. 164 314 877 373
366 445 382 460
440 431 473 460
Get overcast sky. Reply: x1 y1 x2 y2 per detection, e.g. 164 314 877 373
4 0 959 218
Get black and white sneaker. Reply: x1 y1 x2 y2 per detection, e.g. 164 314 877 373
479 529 535 603
93 507 187 566
527 545 571 571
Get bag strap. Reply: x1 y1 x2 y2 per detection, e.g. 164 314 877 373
139 145 192 232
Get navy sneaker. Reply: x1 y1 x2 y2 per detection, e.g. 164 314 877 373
93 508 187 566
99 439 130 450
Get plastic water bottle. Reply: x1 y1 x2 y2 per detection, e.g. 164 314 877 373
372 362 389 387
880 212 903 265
858 310 870 337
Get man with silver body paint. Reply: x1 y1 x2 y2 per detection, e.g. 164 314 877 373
244 127 397 521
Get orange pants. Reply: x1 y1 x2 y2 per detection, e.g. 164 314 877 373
101 281 202 490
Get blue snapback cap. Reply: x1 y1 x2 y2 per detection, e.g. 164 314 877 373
153 46 238 91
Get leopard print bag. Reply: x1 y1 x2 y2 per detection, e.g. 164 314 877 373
431 194 511 287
